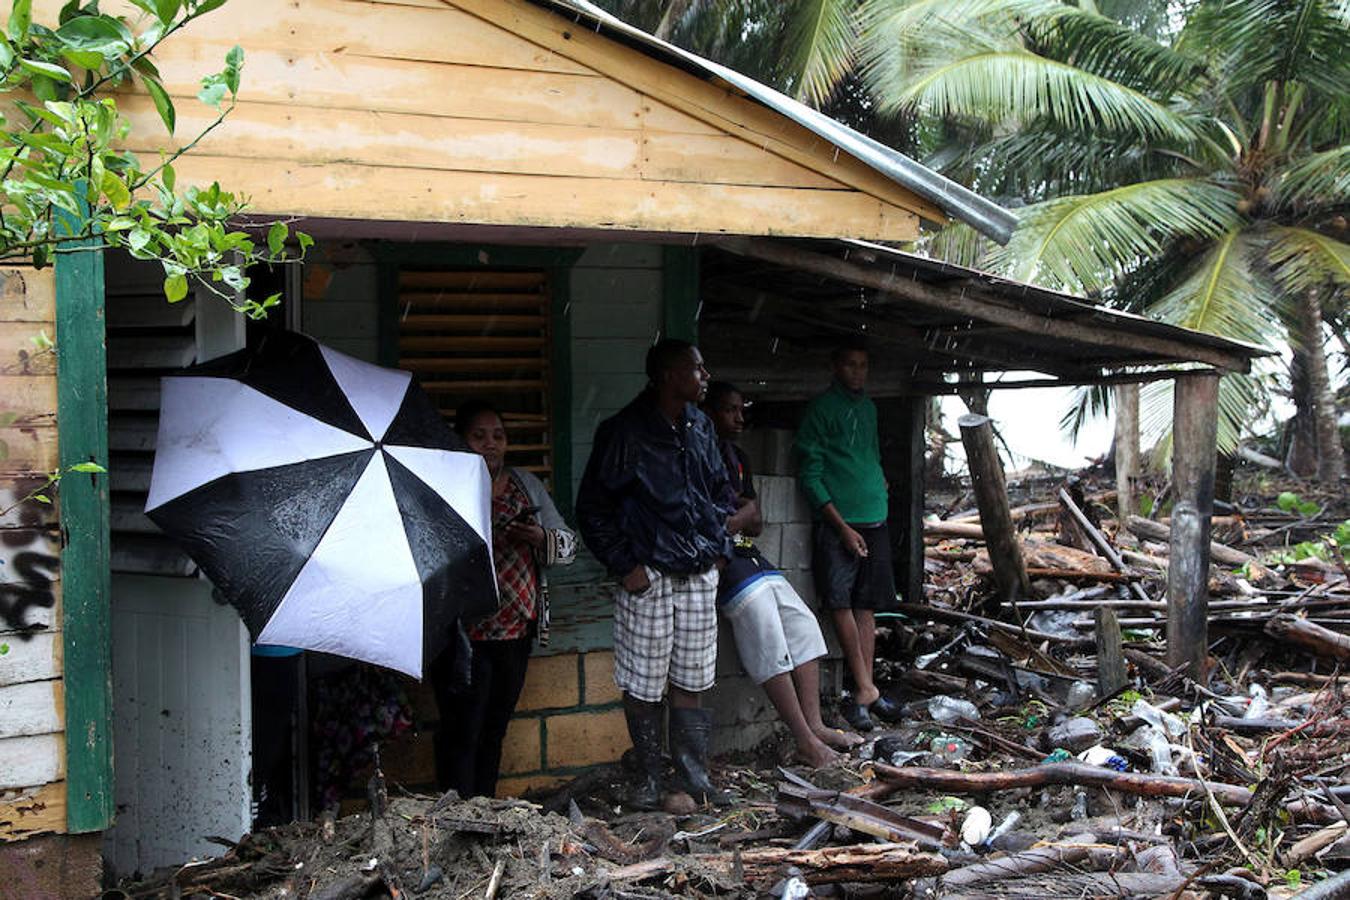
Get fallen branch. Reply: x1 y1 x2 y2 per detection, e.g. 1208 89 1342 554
606 842 947 888
1059 488 1152 603
1126 516 1255 567
936 835 1100 888
1266 614 1350 661
871 761 1253 806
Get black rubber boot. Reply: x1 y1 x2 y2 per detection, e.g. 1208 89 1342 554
622 696 665 810
669 707 732 807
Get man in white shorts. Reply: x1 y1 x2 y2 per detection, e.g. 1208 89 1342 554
703 382 862 767
576 340 734 809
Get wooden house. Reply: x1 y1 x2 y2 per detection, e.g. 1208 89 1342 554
0 0 1263 890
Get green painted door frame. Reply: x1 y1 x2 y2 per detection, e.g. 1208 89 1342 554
370 242 583 518
54 223 114 833
662 246 699 343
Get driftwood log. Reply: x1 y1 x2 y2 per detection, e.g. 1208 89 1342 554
871 761 1254 806
959 413 1030 609
606 842 948 888
1126 515 1255 567
1265 614 1350 661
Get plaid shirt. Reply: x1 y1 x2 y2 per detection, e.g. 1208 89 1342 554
468 477 539 641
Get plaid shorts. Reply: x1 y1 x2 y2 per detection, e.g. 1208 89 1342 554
613 566 719 702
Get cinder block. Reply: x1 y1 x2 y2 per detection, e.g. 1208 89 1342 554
545 708 630 768
780 523 813 571
715 618 746 678
581 651 622 706
705 673 776 732
754 523 783 566
516 653 581 712
756 475 794 523
790 486 816 523
496 772 566 800
500 717 543 775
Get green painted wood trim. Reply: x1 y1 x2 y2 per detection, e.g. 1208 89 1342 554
55 222 114 833
548 264 574 520
661 246 700 342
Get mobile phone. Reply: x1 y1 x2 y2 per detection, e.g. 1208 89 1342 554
504 505 541 526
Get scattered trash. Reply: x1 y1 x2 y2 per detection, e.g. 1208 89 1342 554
928 694 981 723
960 806 992 845
1045 716 1101 752
928 734 973 763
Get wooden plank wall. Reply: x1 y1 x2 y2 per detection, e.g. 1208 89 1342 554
63 0 925 240
0 267 68 841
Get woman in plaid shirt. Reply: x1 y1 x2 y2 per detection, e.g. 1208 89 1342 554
432 400 575 799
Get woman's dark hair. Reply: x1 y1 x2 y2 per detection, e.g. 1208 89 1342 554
703 380 741 409
645 338 695 382
454 399 502 437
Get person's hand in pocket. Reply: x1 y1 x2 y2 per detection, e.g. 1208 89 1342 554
621 565 651 594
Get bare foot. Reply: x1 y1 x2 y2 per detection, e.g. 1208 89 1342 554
854 685 880 706
815 726 864 751
796 738 840 769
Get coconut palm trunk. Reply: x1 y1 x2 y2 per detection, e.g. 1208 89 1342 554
1297 288 1346 483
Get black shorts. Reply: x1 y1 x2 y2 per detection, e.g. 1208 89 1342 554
812 521 898 611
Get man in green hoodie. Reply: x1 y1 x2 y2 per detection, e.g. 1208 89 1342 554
795 342 901 732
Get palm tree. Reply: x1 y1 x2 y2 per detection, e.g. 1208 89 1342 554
854 0 1349 481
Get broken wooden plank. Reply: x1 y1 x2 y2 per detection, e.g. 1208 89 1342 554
959 413 1029 610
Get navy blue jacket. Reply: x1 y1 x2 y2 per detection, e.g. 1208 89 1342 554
576 392 734 577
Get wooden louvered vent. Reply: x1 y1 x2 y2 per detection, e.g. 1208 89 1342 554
397 269 553 483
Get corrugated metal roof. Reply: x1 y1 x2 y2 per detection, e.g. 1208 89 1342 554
527 0 1019 245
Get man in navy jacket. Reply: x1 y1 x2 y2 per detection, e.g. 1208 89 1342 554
576 339 734 808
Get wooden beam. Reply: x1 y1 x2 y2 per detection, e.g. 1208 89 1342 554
1113 383 1140 522
958 414 1029 608
55 226 114 833
880 397 926 607
714 238 1254 372
1166 373 1219 679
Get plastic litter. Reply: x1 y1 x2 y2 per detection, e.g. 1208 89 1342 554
1146 727 1179 776
1066 680 1097 709
1070 790 1088 820
1131 698 1186 737
960 806 992 846
928 695 980 723
929 734 972 762
1041 748 1072 764
779 876 810 900
1078 745 1129 771
1244 683 1269 720
986 811 1022 846
1046 716 1102 752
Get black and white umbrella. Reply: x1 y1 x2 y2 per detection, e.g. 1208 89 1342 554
144 331 497 679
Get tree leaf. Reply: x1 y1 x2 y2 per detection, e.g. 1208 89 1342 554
7 0 32 42
196 78 226 108
100 169 130 210
163 272 188 302
18 58 73 83
69 461 105 473
267 220 286 256
142 75 175 134
154 0 182 24
54 14 127 52
162 162 175 193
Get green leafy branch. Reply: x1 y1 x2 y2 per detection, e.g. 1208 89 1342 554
0 459 105 518
0 0 310 318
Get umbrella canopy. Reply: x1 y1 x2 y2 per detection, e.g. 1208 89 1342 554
144 331 497 678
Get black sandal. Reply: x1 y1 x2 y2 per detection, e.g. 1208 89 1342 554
869 694 904 723
840 701 875 733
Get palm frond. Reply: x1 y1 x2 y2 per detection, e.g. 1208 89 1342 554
1025 6 1205 97
1148 229 1277 346
988 178 1241 293
884 47 1201 143
783 0 858 106
1182 0 1350 98
1140 371 1259 460
910 221 993 268
1271 145 1350 212
1059 383 1112 444
1266 227 1350 296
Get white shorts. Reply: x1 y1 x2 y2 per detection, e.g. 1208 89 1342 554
720 574 828 685
613 567 719 702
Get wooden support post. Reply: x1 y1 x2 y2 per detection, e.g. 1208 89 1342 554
958 414 1029 608
1113 383 1139 522
881 396 926 606
1095 607 1128 698
1166 373 1219 679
